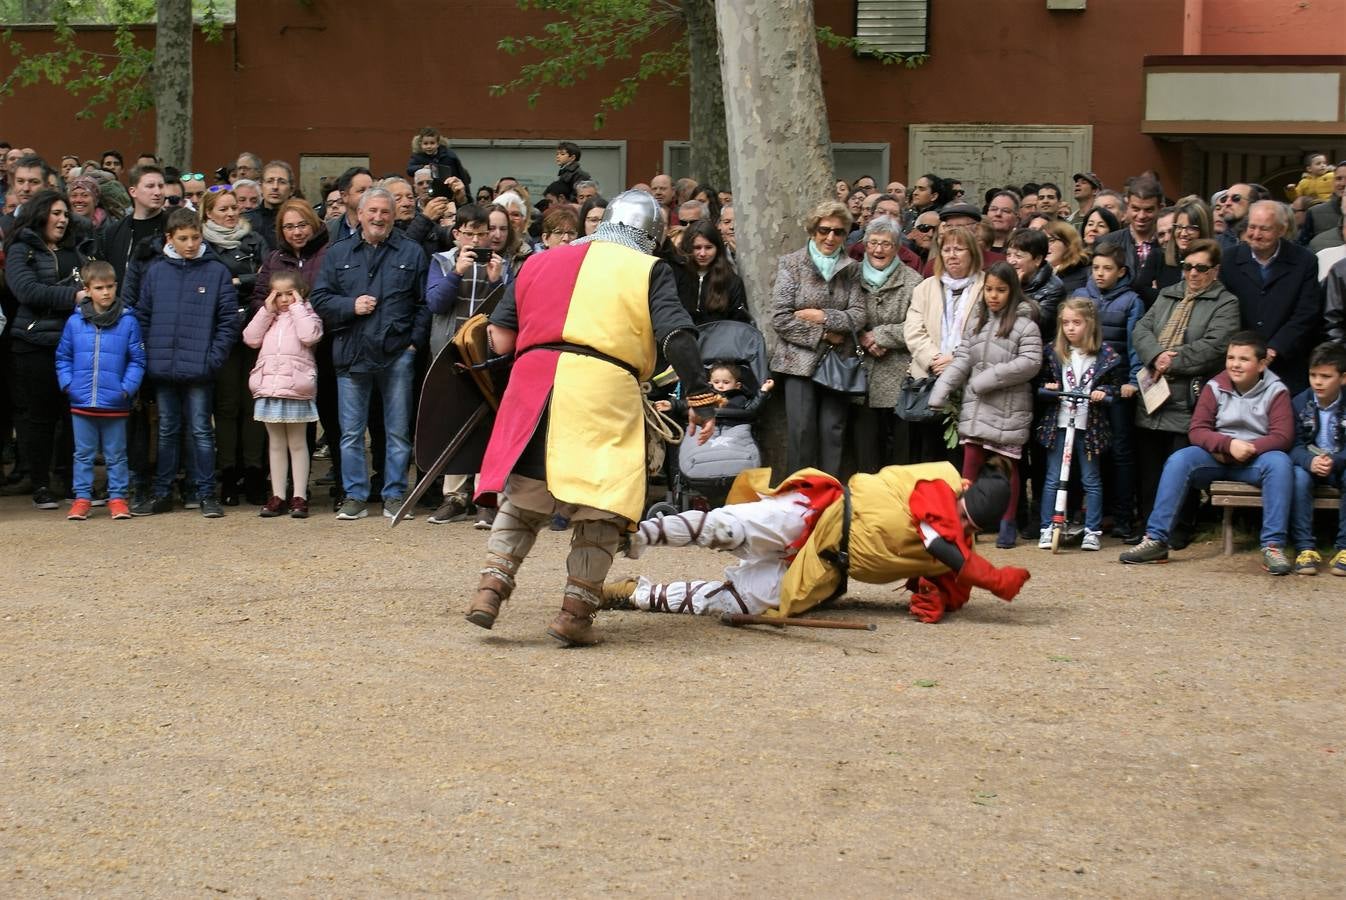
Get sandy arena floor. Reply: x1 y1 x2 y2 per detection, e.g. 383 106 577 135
1 494 1342 897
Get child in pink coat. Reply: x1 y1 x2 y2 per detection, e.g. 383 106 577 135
243 270 324 517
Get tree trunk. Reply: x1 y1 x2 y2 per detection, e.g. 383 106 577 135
682 0 729 191
713 0 834 322
714 0 835 474
153 0 193 169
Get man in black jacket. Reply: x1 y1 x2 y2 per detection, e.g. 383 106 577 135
325 166 372 246
1098 177 1163 307
97 164 166 285
1221 201 1322 394
0 153 46 237
246 160 295 251
1301 163 1345 247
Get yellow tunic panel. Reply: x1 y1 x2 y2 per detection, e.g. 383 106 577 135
561 241 658 379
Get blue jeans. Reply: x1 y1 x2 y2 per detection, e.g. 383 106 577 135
1146 446 1292 547
336 349 414 501
71 414 129 499
1291 465 1346 551
154 382 217 498
1040 429 1103 531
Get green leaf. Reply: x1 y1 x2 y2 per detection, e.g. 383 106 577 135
913 679 938 688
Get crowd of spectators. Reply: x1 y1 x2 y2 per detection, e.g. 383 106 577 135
1 135 1344 573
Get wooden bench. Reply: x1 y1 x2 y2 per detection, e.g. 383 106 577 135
1209 481 1341 556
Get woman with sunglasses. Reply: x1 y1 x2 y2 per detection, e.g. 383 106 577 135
1154 198 1213 292
769 199 865 476
1129 238 1241 543
199 187 268 506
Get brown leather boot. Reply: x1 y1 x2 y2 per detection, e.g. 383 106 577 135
466 573 511 629
546 596 601 647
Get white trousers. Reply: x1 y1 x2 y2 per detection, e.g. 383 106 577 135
630 492 809 615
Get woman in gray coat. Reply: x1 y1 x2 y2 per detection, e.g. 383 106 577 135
769 199 866 476
1130 238 1241 535
854 215 922 470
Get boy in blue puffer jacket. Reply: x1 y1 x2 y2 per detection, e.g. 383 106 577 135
130 208 240 518
56 260 146 520
1074 242 1146 541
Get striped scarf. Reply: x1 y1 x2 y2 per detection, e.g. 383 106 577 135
1156 282 1201 352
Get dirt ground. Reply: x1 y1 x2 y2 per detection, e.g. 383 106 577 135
1 492 1342 898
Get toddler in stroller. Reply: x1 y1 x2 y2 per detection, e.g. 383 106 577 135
650 320 773 515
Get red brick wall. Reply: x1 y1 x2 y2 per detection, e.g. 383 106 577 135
2 1 1197 192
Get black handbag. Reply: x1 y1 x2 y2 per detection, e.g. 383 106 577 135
895 374 939 422
811 333 868 397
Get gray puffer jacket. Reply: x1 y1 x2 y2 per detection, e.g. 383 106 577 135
929 301 1043 448
769 246 865 377
860 261 922 408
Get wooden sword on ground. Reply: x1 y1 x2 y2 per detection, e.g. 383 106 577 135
720 613 876 631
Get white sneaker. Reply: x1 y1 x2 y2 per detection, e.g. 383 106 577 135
1081 530 1102 551
1038 527 1053 549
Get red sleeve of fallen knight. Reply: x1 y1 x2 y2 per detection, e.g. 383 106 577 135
908 478 972 556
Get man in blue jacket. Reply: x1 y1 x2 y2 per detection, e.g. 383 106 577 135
1219 201 1322 395
312 186 429 521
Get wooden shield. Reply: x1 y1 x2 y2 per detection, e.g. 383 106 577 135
414 342 495 475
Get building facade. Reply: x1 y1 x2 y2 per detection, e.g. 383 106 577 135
3 0 1342 202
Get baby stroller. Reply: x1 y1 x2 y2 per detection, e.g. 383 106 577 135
647 320 770 517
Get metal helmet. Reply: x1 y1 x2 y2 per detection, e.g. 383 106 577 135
600 189 666 246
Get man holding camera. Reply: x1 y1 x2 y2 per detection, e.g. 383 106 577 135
423 204 507 525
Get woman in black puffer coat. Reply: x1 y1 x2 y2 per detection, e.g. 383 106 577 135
3 189 95 508
200 187 268 505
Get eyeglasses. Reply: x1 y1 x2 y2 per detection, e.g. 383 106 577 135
953 189 965 197
281 222 312 232
1223 194 1244 204
547 230 578 239
179 172 204 182
1181 262 1215 273
913 223 937 233
815 226 847 238
864 239 895 249
1173 224 1201 233
207 184 233 194
165 195 182 205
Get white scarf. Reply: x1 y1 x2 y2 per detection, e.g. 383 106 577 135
939 273 974 355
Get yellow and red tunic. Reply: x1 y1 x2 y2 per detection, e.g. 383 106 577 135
477 241 661 522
